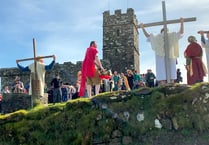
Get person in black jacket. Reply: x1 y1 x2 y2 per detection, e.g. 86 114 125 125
51 74 62 103
145 69 156 88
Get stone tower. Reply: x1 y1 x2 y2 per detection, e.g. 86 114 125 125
103 8 139 73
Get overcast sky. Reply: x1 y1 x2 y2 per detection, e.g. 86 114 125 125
0 0 208 83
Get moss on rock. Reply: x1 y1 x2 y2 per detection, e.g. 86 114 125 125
1 83 209 144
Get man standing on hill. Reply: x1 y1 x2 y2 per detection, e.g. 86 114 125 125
145 69 156 88
79 41 105 98
50 73 62 103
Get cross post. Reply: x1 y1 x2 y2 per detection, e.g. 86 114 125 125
138 1 196 83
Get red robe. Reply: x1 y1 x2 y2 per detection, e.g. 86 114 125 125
184 42 206 85
79 46 98 97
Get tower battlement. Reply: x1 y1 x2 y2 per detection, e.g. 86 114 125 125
103 8 139 73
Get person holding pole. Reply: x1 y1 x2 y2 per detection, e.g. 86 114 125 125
16 55 56 97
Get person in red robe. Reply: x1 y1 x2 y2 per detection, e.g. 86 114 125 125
79 41 104 97
184 36 206 85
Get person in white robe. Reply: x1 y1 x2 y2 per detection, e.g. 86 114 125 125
139 18 184 86
16 55 56 97
198 31 209 82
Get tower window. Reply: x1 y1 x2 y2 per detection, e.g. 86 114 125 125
117 29 120 36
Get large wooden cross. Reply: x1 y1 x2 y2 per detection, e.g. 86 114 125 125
16 38 54 97
138 1 196 83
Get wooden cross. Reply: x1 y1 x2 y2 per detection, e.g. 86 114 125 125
16 38 54 97
198 31 209 34
138 1 196 83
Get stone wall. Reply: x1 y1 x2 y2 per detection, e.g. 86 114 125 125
1 93 32 114
0 92 50 114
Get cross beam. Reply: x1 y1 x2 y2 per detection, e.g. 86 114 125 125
17 55 54 62
138 17 196 28
198 31 209 34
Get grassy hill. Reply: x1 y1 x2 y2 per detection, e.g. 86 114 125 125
0 83 209 145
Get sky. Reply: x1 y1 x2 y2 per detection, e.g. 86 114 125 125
0 0 209 84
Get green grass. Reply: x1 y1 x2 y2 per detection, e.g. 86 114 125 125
1 83 209 144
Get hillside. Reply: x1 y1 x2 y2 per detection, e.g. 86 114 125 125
0 83 209 145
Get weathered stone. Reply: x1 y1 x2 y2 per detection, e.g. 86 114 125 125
161 118 172 129
112 130 122 138
1 93 32 114
133 87 152 97
136 112 144 122
123 111 130 121
172 117 179 130
155 118 162 128
203 93 209 103
122 136 133 145
109 138 121 145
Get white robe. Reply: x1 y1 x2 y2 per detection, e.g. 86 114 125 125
201 39 209 81
29 62 46 97
148 32 183 81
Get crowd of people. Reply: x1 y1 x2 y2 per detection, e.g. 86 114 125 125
101 69 156 91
